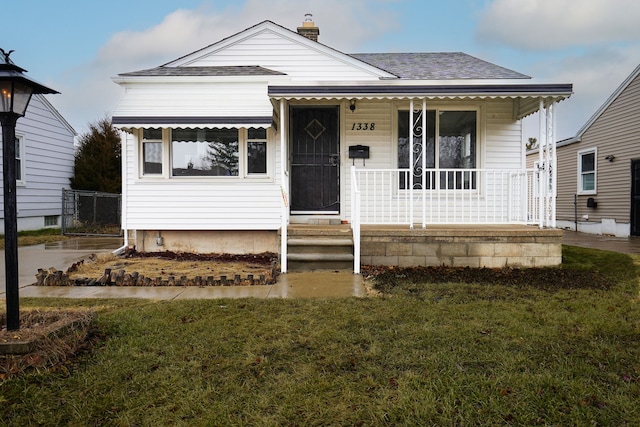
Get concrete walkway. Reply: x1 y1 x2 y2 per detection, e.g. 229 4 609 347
561 230 640 255
2 230 639 301
0 237 366 300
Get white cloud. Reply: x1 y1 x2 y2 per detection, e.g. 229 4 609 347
477 0 640 51
53 0 397 133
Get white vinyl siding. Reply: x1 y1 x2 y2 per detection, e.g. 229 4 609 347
0 95 75 226
173 27 390 81
113 81 273 122
124 129 282 230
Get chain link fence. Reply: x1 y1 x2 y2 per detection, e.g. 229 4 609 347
62 189 122 236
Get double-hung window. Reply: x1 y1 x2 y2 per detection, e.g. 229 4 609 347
578 148 597 194
15 135 25 184
142 128 163 175
398 109 477 190
246 128 267 175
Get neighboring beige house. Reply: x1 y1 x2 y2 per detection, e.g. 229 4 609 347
528 64 640 237
112 18 572 272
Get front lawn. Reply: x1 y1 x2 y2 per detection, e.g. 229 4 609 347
1 246 639 425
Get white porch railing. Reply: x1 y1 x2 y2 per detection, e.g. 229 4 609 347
350 167 541 227
349 166 545 273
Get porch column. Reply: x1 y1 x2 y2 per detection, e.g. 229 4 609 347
279 99 288 273
409 99 414 228
549 103 557 228
421 99 427 229
538 98 545 229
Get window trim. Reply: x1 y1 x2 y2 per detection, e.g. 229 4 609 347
577 147 597 195
139 128 167 178
15 134 26 185
245 127 269 177
138 127 272 181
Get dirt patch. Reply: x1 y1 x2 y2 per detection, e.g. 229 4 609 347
0 309 94 378
37 250 279 286
362 264 615 293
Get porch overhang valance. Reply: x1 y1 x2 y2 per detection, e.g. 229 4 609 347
111 115 273 131
269 83 573 119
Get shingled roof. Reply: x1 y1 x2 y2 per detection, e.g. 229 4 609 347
119 65 286 77
350 52 530 80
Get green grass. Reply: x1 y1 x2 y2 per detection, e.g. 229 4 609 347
1 245 639 425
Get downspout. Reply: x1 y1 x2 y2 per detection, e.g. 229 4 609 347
279 100 288 273
114 129 129 255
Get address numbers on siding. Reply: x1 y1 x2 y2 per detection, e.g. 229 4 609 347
351 123 376 131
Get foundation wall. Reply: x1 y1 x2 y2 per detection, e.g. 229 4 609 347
133 230 278 254
359 227 563 268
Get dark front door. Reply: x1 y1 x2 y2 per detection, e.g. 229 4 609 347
632 159 640 235
290 106 340 213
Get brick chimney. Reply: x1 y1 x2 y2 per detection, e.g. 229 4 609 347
297 13 319 42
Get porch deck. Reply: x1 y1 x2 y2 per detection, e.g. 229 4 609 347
286 224 562 271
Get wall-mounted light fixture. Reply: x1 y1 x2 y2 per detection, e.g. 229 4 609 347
605 155 615 162
586 197 598 208
349 99 356 112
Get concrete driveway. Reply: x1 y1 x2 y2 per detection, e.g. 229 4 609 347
0 237 123 294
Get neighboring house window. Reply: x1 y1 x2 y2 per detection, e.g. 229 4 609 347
172 128 239 176
247 127 267 175
142 128 163 175
398 109 477 190
15 135 25 183
578 148 597 194
44 215 59 227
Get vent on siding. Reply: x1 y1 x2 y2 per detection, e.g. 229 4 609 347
297 14 319 42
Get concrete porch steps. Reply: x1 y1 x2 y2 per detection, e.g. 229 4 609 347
286 226 354 271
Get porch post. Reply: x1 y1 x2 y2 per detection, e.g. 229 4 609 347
421 99 427 229
538 98 545 229
279 99 288 273
409 99 414 229
550 103 557 228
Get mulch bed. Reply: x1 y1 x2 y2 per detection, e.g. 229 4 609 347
36 250 280 287
362 264 615 293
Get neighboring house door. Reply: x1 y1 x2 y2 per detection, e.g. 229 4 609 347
290 106 340 213
632 159 640 236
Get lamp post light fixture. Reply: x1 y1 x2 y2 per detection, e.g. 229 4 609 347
1 49 58 331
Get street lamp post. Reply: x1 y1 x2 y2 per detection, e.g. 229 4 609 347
1 49 58 331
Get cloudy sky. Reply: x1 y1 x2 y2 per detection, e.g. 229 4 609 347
3 0 640 140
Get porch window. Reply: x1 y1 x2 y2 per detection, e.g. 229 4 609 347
578 148 596 194
171 128 239 177
398 110 477 190
142 128 163 175
247 128 267 175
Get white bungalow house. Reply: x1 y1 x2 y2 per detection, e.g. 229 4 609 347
0 94 76 232
112 18 572 272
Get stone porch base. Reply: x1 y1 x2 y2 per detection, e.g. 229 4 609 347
359 225 562 268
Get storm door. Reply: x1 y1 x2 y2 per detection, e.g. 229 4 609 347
290 106 340 213
631 159 640 235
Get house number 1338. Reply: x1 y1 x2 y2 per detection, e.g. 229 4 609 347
351 122 376 131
